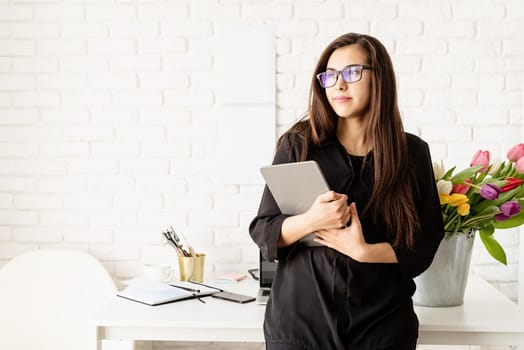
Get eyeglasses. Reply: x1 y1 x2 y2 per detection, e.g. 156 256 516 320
316 64 373 88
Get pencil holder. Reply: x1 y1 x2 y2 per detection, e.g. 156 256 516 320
178 254 205 282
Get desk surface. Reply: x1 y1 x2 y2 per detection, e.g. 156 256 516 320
90 275 524 349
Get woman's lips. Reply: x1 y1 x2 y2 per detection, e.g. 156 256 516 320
334 96 351 102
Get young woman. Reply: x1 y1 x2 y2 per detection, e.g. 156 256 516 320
249 33 444 350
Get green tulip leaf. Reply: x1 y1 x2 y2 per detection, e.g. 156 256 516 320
480 224 494 236
511 186 524 199
450 166 483 184
493 211 524 229
479 231 507 265
492 161 506 177
442 166 456 180
471 205 499 216
497 187 522 203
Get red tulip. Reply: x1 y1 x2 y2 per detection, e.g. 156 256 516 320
470 150 490 173
452 179 471 194
507 143 524 162
501 177 523 192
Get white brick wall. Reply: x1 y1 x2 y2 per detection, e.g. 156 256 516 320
0 0 522 325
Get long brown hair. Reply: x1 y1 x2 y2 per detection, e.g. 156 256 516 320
278 33 419 249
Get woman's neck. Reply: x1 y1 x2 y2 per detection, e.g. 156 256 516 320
336 118 369 156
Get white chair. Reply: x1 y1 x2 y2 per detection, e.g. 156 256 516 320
0 249 117 350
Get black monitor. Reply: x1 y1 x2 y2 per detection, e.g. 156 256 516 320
259 251 278 288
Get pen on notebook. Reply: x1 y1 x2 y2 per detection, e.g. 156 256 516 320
175 285 200 293
189 281 223 292
194 295 206 304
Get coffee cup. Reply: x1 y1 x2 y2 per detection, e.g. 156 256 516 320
143 262 175 282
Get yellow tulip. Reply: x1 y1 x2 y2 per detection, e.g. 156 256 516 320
457 203 470 216
447 193 468 207
439 194 450 205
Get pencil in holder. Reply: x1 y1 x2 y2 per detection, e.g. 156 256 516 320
178 253 205 282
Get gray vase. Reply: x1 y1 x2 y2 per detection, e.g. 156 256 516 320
413 230 476 307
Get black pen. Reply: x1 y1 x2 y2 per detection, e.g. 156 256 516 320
194 295 206 304
174 285 200 293
170 285 206 303
188 281 223 292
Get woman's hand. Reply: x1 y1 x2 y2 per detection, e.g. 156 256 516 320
314 203 398 263
278 191 350 247
304 191 350 232
314 202 367 260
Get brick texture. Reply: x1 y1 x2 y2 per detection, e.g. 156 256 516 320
0 2 522 327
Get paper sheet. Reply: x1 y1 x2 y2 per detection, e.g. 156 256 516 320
218 105 275 184
216 23 275 105
216 23 276 184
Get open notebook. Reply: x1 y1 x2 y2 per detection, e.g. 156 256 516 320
117 279 223 306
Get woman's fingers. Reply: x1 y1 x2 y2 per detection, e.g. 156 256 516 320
349 202 360 226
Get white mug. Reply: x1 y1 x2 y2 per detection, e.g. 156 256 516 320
143 262 175 282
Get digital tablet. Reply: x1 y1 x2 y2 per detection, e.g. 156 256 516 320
260 161 330 246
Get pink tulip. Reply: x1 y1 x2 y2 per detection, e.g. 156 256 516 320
515 157 524 174
507 143 524 162
470 150 490 173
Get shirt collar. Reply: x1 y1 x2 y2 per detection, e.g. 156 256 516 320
318 134 374 159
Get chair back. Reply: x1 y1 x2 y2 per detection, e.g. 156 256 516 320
0 249 117 350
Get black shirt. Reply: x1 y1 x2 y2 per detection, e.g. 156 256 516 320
249 132 444 350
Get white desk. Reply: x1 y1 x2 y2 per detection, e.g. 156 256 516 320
89 276 524 349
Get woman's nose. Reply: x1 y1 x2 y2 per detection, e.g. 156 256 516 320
335 73 347 91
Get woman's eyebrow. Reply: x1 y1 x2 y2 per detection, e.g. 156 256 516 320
325 63 362 70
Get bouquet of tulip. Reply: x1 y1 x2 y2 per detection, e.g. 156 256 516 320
434 144 524 265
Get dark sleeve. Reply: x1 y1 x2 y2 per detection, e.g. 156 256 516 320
393 137 444 279
248 133 300 262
